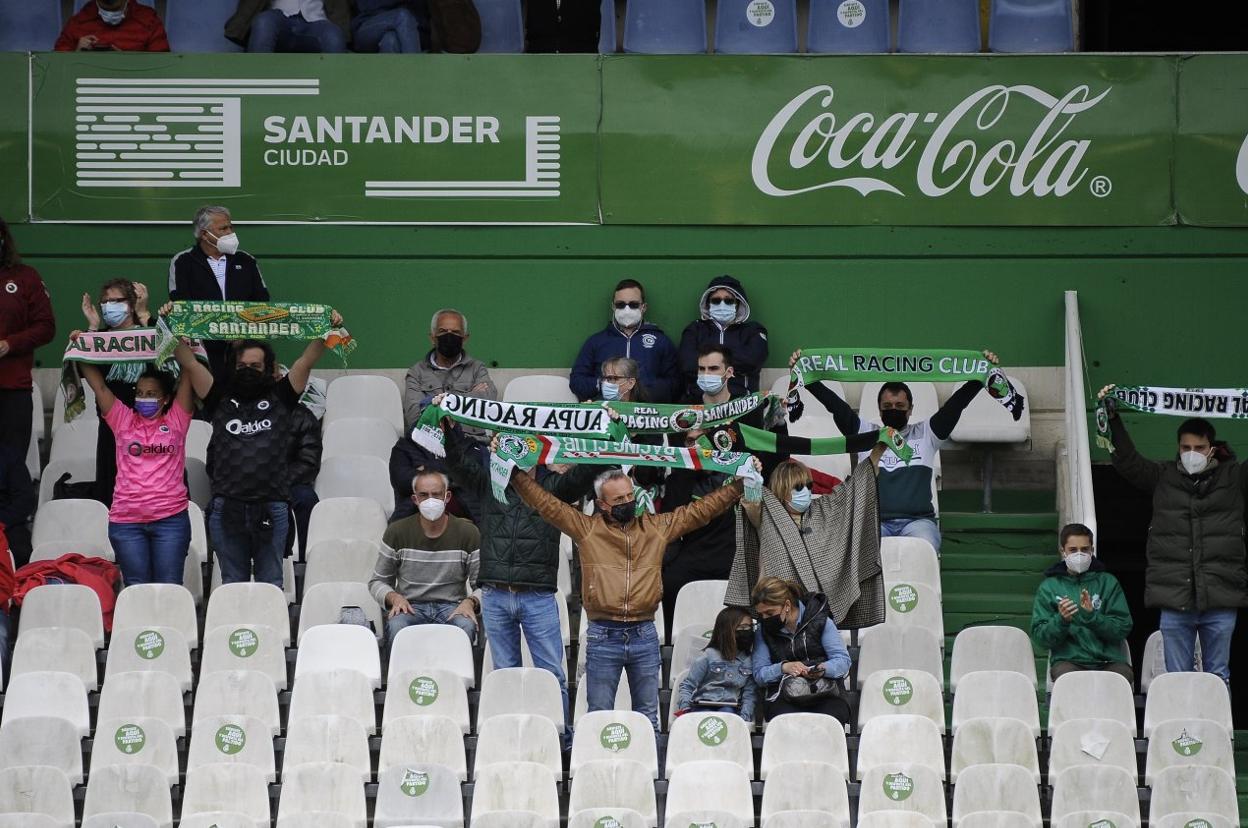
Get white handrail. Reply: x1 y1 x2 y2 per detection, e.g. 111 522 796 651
1063 290 1097 539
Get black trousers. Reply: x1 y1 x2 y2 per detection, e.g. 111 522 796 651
0 388 33 456
525 0 601 52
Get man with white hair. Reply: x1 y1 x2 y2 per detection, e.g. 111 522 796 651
402 308 497 432
168 205 269 378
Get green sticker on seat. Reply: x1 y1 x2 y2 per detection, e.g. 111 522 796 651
134 629 165 659
409 675 439 706
1171 728 1203 756
883 675 913 706
215 723 246 755
888 583 918 613
1088 819 1117 828
697 715 728 747
594 818 624 828
1183 820 1213 828
229 627 258 658
400 768 429 797
600 722 632 753
883 771 913 801
115 723 145 754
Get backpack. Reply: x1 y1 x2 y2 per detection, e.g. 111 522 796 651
427 0 482 53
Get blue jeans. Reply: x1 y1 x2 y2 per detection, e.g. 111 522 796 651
208 497 289 588
108 510 191 587
352 7 422 52
247 11 347 53
0 608 10 686
584 619 662 732
480 585 568 728
1160 607 1237 685
881 517 942 552
386 600 477 647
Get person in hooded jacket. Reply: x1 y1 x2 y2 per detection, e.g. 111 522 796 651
678 275 768 402
1031 522 1133 683
1100 386 1248 687
570 279 680 403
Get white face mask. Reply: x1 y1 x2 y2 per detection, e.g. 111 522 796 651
1180 450 1209 475
614 307 642 328
98 1 127 25
697 373 726 395
417 497 447 521
1065 551 1092 575
209 231 239 256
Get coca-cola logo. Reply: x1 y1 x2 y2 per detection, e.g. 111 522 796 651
752 83 1112 200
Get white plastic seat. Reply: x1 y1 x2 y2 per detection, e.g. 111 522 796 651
297 581 384 642
761 761 851 827
567 809 648 828
669 625 715 681
1048 718 1137 780
665 761 754 825
854 815 938 828
571 710 659 779
204 582 290 646
373 763 464 828
1 671 90 737
1150 765 1240 822
578 671 634 727
951 670 1040 736
325 375 403 436
177 810 260 827
277 761 366 826
857 715 945 781
1146 718 1234 786
383 668 469 733
470 761 560 827
0 765 75 828
274 815 355 828
303 539 381 590
181 763 271 827
502 374 577 404
184 417 211 463
766 811 858 828
568 759 657 827
30 538 114 563
1144 672 1232 737
182 542 203 605
389 623 477 688
294 624 382 688
665 710 754 779
858 764 947 823
187 500 209 564
948 377 1030 443
323 416 398 462
200 623 287 690
378 714 467 780
880 536 942 597
208 550 297 603
37 457 95 506
857 669 946 733
98 670 185 737
0 715 84 783
951 762 1041 827
949 626 1036 691
476 713 563 781
671 580 727 641
760 712 849 780
477 667 565 733
292 668 378 735
11 626 98 689
185 455 212 510
862 582 943 643
17 583 104 647
958 813 1044 828
83 764 172 828
104 626 193 692
315 456 395 518
1049 670 1137 736
664 813 746 828
283 714 371 783
81 815 162 828
188 714 276 782
50 384 93 434
1151 814 1233 828
1050 765 1141 826
192 670 280 736
856 626 945 689
113 584 198 650
306 496 388 551
92 717 180 786
949 717 1040 783
31 497 109 548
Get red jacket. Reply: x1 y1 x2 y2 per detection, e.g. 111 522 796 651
12 554 122 631
54 3 170 52
0 264 56 391
0 524 14 610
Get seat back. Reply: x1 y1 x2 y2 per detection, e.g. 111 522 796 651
760 760 851 823
948 377 1031 443
383 667 470 733
1 670 90 737
92 716 180 786
856 625 945 688
378 713 467 780
205 582 291 644
105 626 193 691
277 761 366 824
31 497 109 548
201 622 288 690
192 669 281 736
1145 718 1234 786
808 0 891 53
760 711 849 780
476 713 563 781
502 374 579 403
950 626 1037 691
571 710 660 778
374 763 465 827
0 715 84 784
714 0 797 53
857 763 948 822
665 711 753 778
478 667 565 733
1049 669 1136 736
0 765 75 826
11 626 99 690
188 713 276 781
315 455 395 518
322 416 398 462
389 623 477 688
951 670 1040 736
292 668 378 735
665 761 754 824
284 714 371 782
949 716 1039 783
857 715 945 781
98 670 185 737
1150 765 1240 822
880 536 942 597
294 624 382 688
671 579 728 639
325 375 403 435
297 581 384 642
1144 672 1232 736
470 761 561 822
897 0 981 52
1050 764 1141 825
568 758 658 825
306 496 388 549
988 0 1074 52
182 763 271 824
83 763 172 827
622 0 708 54
951 762 1043 825
304 539 381 590
114 584 199 650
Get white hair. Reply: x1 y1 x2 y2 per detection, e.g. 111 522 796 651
193 205 230 238
593 469 630 500
430 308 468 335
411 470 450 494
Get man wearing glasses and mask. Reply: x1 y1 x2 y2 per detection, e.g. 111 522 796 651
570 279 680 403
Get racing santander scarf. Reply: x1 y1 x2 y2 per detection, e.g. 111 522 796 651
59 328 202 423
737 422 915 464
413 394 629 457
158 301 356 364
609 393 784 433
489 432 763 505
788 348 1025 422
1095 385 1248 451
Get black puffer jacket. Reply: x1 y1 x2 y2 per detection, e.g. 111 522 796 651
446 429 598 591
286 405 323 489
1109 416 1248 612
677 274 769 401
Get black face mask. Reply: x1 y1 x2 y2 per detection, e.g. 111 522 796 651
609 501 635 525
436 332 464 360
231 366 271 399
734 629 754 653
761 614 785 636
880 409 909 430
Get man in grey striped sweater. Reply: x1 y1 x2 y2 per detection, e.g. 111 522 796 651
369 469 481 647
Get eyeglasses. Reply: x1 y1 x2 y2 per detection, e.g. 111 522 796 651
613 301 642 310
708 297 737 306
793 483 810 493
603 375 634 383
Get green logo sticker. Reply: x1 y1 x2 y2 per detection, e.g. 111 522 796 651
1183 820 1213 828
701 629 713 639
593 818 624 828
600 722 632 753
399 768 430 797
686 823 718 828
882 676 914 706
888 584 918 613
214 723 246 755
1088 820 1117 828
1171 729 1204 756
228 627 259 658
134 629 165 659
883 772 914 801
697 715 728 747
408 675 439 707
114 723 145 754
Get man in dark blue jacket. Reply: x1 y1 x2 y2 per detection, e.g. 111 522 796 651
570 279 680 403
678 275 769 402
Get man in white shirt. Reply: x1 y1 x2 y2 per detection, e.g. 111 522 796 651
227 0 350 52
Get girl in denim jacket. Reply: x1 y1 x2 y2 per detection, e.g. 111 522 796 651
675 606 758 721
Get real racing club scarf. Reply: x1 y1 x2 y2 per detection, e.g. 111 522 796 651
158 301 356 364
1095 385 1248 451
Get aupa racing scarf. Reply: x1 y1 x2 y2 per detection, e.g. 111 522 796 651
158 301 356 364
413 394 630 457
1095 385 1248 451
59 328 204 423
788 347 1025 421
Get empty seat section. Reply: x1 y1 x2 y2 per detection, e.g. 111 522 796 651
0 765 76 828
1144 672 1233 736
476 713 563 781
714 0 797 54
82 764 172 828
951 762 1042 826
0 715 84 783
760 711 849 780
378 714 467 780
623 0 707 54
373 763 465 828
1 671 90 737
857 669 946 732
1049 765 1141 826
276 761 366 826
382 667 469 733
568 759 657 826
988 0 1074 52
188 714 276 782
283 714 372 782
665 710 754 778
807 0 890 53
470 761 561 825
761 761 851 827
325 375 403 435
1047 718 1137 780
664 761 754 825
949 626 1036 690
897 0 981 52
949 716 1039 783
105 626 193 691
193 670 281 736
92 717 180 786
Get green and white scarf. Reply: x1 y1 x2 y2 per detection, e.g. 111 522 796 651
736 422 915 464
1096 385 1248 451
788 347 1025 421
413 394 630 457
609 393 784 433
489 432 762 504
158 301 356 364
59 328 201 423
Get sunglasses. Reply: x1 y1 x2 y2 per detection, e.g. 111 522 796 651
708 297 737 306
793 483 811 493
613 301 642 309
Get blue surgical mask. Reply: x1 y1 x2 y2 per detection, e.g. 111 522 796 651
697 374 725 395
134 398 161 418
708 302 737 324
789 485 812 514
101 301 129 327
601 380 621 401
98 1 127 25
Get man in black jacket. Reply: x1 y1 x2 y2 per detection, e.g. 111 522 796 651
285 391 322 560
678 275 768 401
168 206 270 379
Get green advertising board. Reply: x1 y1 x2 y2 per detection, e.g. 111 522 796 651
1175 55 1248 227
29 53 600 223
0 53 28 221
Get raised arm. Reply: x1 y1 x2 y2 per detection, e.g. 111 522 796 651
75 358 117 415
1104 407 1163 491
286 309 342 396
510 467 594 540
666 477 746 538
789 350 860 433
172 362 196 413
929 350 999 440
173 338 215 401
